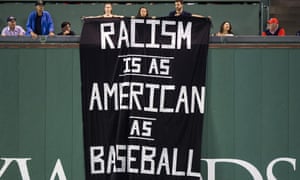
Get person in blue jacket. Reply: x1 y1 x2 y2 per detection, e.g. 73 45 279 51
26 0 55 38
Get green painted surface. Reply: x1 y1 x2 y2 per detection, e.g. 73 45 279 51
0 48 84 180
0 46 299 179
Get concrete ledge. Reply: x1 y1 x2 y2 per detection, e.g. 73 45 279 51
1 36 300 48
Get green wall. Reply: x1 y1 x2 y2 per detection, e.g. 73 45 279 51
0 3 260 35
0 48 84 179
1 45 299 179
203 48 300 179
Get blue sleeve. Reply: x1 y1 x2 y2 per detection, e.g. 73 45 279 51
26 12 35 36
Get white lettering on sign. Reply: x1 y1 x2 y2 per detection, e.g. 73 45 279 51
89 146 297 179
0 157 296 179
89 82 205 114
100 19 192 50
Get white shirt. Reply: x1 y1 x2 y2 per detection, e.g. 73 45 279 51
1 25 25 36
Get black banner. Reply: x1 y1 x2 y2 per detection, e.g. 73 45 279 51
80 17 211 180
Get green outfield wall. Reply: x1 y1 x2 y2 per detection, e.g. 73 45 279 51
0 38 300 179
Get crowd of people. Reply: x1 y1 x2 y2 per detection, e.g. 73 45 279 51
0 0 295 38
1 0 73 37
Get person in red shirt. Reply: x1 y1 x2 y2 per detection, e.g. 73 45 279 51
262 18 285 36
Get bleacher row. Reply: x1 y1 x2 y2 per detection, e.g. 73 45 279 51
0 1 263 36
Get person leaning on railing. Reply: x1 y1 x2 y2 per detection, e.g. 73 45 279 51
26 0 55 38
262 18 285 36
1 16 25 36
57 21 75 36
215 21 234 37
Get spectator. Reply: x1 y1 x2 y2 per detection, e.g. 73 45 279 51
26 0 55 38
136 7 149 18
1 16 25 36
215 21 234 37
262 18 285 36
84 3 123 19
168 0 191 17
57 21 75 35
296 30 300 36
168 0 205 18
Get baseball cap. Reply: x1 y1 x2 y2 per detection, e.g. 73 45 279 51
7 16 16 22
35 0 45 6
268 18 279 24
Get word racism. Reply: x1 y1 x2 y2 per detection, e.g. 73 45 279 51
100 19 192 50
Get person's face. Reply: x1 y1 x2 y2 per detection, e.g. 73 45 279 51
35 4 44 14
175 2 183 12
8 20 16 29
269 23 278 31
63 24 71 32
104 4 112 15
140 8 148 17
223 22 231 31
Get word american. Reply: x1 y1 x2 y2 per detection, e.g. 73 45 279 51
89 82 205 114
100 19 192 50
